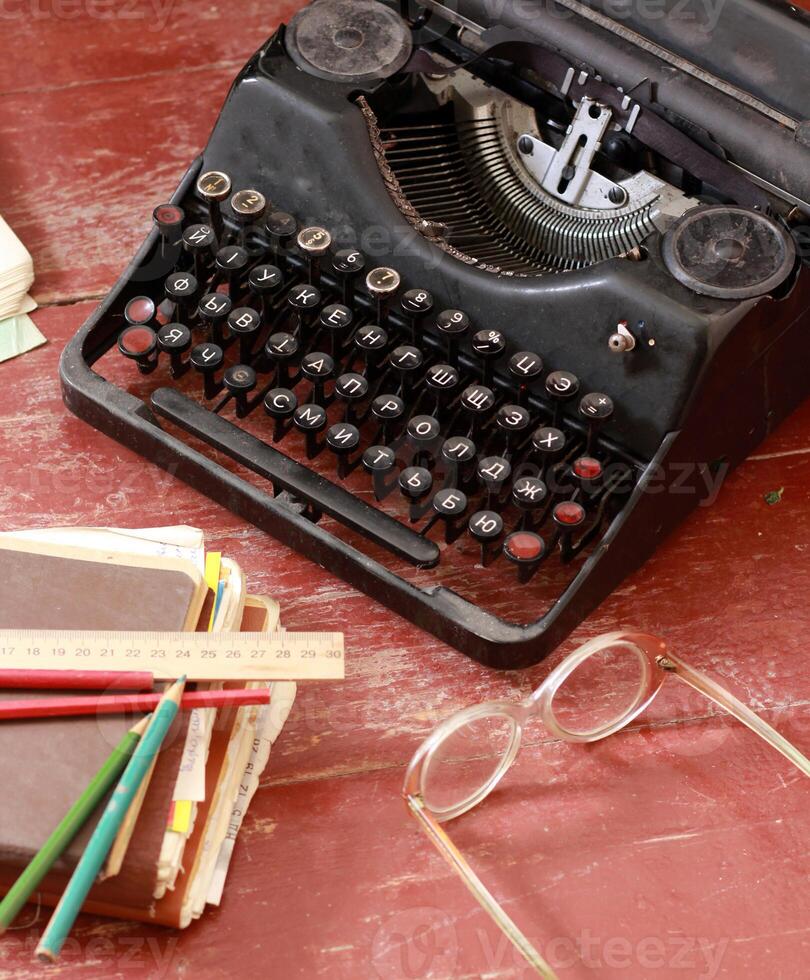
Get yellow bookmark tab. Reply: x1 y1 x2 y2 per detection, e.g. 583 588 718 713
204 552 222 631
171 799 193 833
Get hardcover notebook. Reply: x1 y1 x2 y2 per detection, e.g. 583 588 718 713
0 526 295 927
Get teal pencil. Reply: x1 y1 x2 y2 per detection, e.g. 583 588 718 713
0 715 151 934
35 677 187 962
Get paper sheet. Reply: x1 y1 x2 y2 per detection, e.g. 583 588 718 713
0 312 45 363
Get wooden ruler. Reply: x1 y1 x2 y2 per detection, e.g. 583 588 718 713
0 630 344 681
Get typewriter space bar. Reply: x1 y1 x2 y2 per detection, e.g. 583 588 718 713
151 388 440 568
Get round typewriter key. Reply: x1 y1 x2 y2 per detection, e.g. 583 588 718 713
512 476 547 508
407 415 441 444
400 288 434 341
426 363 459 394
432 488 468 517
124 295 155 326
301 351 334 406
190 342 224 398
508 350 543 403
164 271 198 306
157 322 192 376
152 203 184 257
546 370 580 422
287 284 322 341
327 423 361 478
264 387 298 439
320 303 354 354
441 436 476 465
553 500 586 528
264 388 298 418
265 331 300 386
472 329 505 386
503 531 546 582
196 170 231 241
297 226 331 285
399 467 433 511
227 306 261 338
182 223 216 279
157 322 191 353
579 392 614 422
248 263 283 296
198 292 232 344
118 325 158 373
230 188 267 222
354 324 389 369
334 373 369 422
223 364 257 417
366 266 401 325
390 345 423 395
532 425 566 458
197 170 231 201
332 248 365 305
436 309 469 366
294 402 328 459
363 445 396 473
265 211 298 266
214 245 249 288
477 456 512 506
468 510 504 565
371 393 405 421
496 404 531 434
573 456 603 480
460 385 496 432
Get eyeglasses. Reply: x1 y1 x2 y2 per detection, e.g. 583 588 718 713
403 630 810 978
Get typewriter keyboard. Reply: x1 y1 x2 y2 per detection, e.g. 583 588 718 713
104 177 643 624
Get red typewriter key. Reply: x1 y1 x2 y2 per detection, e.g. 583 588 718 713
124 295 155 326
503 531 547 583
196 170 231 243
553 500 586 528
152 203 184 265
572 456 603 490
118 325 157 374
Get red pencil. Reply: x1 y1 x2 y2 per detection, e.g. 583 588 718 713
0 688 270 721
0 668 154 691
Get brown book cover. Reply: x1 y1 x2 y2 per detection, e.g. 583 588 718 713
0 541 204 911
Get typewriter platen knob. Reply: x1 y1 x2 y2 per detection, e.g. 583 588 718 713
366 267 401 327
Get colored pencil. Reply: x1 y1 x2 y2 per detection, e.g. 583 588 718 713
0 716 151 934
36 678 187 962
0 686 270 721
0 668 154 691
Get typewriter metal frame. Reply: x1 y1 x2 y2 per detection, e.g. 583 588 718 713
60 13 810 669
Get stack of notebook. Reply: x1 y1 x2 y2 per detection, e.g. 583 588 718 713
0 525 296 927
0 213 44 362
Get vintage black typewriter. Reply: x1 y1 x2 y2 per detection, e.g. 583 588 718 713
61 0 810 668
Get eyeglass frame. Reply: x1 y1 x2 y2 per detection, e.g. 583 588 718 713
403 630 810 978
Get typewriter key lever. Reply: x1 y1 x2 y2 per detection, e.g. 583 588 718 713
297 226 332 286
196 170 231 243
366 267 401 327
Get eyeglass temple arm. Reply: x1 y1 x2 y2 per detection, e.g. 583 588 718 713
405 794 559 980
661 653 810 777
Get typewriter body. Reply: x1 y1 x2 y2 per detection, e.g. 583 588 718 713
61 0 810 668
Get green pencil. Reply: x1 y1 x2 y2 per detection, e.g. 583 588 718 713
35 677 186 962
0 714 151 934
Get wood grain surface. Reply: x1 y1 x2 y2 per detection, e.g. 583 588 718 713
1 4 809 978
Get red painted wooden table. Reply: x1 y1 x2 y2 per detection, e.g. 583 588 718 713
1 5 809 978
